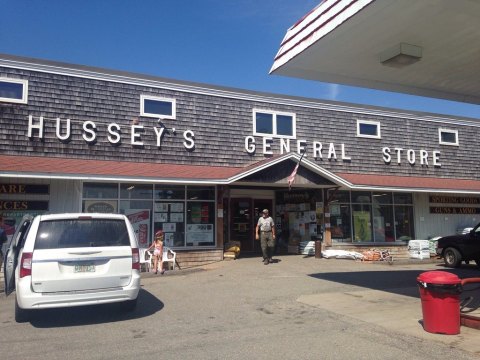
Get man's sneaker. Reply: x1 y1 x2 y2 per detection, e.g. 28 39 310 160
264 258 269 265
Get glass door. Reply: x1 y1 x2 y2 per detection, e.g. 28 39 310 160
230 199 253 252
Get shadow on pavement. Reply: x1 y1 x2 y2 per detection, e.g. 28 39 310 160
309 265 480 300
29 288 163 328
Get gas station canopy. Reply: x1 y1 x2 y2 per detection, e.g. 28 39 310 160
270 0 480 105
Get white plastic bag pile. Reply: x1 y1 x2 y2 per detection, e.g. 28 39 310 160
321 249 364 260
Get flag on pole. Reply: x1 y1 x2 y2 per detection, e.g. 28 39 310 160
288 150 306 191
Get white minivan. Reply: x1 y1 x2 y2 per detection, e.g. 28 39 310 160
4 213 141 322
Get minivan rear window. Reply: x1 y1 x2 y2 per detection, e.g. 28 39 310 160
34 219 130 249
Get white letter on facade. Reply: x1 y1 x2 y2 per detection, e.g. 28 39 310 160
280 138 290 154
328 143 337 159
382 147 391 163
245 136 255 154
313 142 322 158
107 123 121 144
183 130 195 150
433 151 441 167
263 137 273 155
341 144 351 161
28 115 44 139
131 125 144 146
55 118 71 141
394 148 403 164
420 150 428 166
407 149 415 165
153 127 166 147
297 140 307 156
82 121 97 143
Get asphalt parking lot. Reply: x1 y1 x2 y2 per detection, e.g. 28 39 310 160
2 255 480 359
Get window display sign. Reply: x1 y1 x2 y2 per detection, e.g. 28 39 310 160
186 224 214 245
126 209 150 247
85 200 117 213
0 183 49 195
0 200 49 211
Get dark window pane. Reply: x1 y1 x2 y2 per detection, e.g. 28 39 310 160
0 81 23 100
441 131 456 144
83 183 118 199
373 204 394 242
120 184 153 199
144 99 173 116
372 192 393 205
155 185 185 200
187 186 215 200
394 193 413 204
359 123 378 136
328 190 350 203
394 205 414 241
277 115 293 136
256 112 273 134
331 204 351 242
352 192 371 203
34 219 129 249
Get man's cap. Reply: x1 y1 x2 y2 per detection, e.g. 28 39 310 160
262 209 269 213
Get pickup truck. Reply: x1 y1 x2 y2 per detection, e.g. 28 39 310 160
436 223 480 267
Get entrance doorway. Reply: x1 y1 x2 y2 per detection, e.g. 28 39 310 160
229 198 272 253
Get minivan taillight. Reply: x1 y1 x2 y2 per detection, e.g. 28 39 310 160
132 248 140 270
20 252 33 278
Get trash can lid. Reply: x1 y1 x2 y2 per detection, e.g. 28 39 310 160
417 270 461 285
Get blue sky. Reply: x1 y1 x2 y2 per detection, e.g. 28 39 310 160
1 0 479 119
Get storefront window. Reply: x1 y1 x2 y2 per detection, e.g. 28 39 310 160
154 201 185 247
120 200 153 248
328 191 413 243
394 193 413 204
330 204 351 242
186 201 215 246
83 182 118 199
372 192 393 205
394 205 414 241
82 183 217 248
373 204 394 242
82 182 118 213
352 204 372 242
187 186 215 200
155 185 185 200
120 184 153 199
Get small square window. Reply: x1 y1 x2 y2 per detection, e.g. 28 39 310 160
438 129 458 146
0 78 28 104
140 95 176 119
253 110 295 138
357 120 380 138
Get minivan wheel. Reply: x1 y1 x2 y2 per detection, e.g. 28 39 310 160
120 298 137 312
444 247 462 268
15 297 30 323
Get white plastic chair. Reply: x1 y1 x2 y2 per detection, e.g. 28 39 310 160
162 246 177 270
139 249 152 272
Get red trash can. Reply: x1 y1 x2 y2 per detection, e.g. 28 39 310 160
417 271 462 335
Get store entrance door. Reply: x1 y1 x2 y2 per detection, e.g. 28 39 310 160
230 198 273 254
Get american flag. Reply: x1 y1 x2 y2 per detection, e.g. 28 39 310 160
288 150 305 191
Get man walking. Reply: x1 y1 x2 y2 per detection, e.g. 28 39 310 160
255 209 276 265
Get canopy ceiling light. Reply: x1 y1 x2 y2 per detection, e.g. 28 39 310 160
379 43 422 68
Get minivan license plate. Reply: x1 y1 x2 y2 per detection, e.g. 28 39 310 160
74 264 95 273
